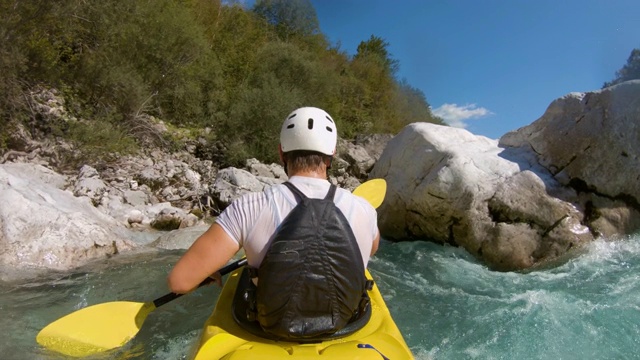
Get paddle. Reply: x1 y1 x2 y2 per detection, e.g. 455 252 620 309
352 178 386 208
36 178 387 357
36 258 248 357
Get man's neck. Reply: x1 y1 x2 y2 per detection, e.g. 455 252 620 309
288 169 327 180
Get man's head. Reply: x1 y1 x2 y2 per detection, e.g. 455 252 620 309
279 107 337 176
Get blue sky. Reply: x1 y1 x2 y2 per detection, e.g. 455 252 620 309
309 0 640 139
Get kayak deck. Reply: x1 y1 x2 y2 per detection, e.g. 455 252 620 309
191 269 413 359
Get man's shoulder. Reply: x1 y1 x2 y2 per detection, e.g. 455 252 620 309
226 187 276 211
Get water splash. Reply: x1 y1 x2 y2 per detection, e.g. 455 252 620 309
371 235 640 359
3 236 640 359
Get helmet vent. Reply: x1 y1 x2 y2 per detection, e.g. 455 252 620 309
281 107 337 155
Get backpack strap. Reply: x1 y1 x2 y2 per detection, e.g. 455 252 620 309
282 182 307 203
324 184 337 201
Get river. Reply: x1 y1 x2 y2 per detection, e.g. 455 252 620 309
2 235 640 359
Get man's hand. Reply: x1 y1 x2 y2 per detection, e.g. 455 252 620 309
167 223 239 294
209 271 223 287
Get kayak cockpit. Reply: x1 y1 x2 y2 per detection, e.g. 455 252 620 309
231 267 372 343
190 268 414 359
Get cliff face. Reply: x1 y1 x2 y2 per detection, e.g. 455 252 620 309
371 81 640 271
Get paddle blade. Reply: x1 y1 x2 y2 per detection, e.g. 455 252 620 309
353 178 387 209
37 301 154 357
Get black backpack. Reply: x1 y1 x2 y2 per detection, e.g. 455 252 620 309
245 182 371 340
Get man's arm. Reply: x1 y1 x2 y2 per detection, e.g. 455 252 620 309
167 223 240 294
371 230 380 256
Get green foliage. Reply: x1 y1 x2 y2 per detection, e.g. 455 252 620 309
62 119 138 169
151 217 182 231
1 0 443 166
12 1 85 84
0 1 34 127
190 208 204 219
224 74 306 166
75 0 221 126
394 80 446 126
252 0 320 40
603 49 640 88
355 35 399 76
334 37 399 137
251 42 337 104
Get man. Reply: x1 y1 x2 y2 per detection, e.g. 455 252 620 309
167 107 380 336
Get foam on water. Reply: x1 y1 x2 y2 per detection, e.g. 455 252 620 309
371 235 640 359
3 235 640 359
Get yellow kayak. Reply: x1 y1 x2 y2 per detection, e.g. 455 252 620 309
190 268 413 359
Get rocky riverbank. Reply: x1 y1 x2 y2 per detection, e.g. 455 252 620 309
2 81 640 279
0 87 391 281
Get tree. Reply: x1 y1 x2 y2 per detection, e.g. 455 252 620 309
1 0 444 164
336 35 401 135
252 0 319 40
393 79 445 126
224 75 306 165
355 35 399 76
603 48 640 88
0 0 29 129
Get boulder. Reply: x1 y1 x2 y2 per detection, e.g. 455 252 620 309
340 141 375 178
0 163 135 280
246 158 288 179
355 133 393 161
371 81 640 271
123 189 149 207
370 123 593 271
149 225 209 250
151 207 190 230
1 162 67 189
73 165 108 205
337 135 392 180
500 80 640 238
210 167 284 210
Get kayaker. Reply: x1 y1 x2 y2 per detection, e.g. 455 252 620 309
167 106 380 339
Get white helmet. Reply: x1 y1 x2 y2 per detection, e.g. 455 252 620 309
280 107 337 156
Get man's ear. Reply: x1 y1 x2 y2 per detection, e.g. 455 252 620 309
325 155 333 170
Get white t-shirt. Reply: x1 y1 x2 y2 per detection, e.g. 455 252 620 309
216 176 378 269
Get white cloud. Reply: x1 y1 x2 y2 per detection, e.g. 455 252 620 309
432 103 493 129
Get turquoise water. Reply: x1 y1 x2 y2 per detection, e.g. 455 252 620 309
2 236 640 359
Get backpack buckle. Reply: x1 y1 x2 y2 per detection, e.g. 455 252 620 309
365 279 374 291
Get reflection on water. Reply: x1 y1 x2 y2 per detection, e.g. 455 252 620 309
2 236 640 359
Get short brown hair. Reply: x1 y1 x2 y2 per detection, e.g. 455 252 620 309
282 150 332 174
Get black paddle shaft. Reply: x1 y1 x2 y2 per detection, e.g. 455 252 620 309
153 258 248 308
